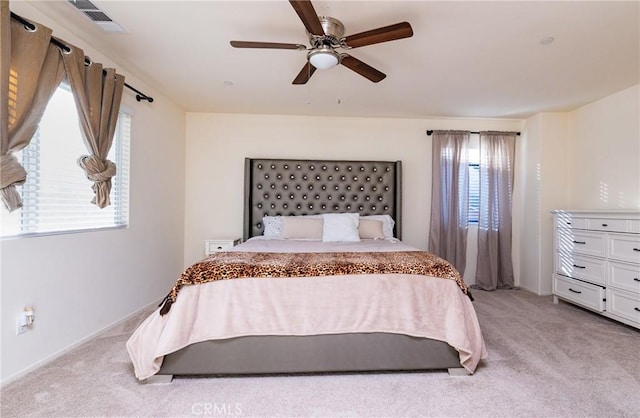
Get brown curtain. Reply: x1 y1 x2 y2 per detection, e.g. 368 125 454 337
61 45 124 208
475 131 517 290
428 130 470 273
0 9 65 211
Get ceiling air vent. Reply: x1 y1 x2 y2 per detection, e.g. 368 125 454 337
66 0 126 33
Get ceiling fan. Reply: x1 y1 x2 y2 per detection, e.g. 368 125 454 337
230 0 413 84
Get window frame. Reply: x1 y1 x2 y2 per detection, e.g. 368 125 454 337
0 85 132 240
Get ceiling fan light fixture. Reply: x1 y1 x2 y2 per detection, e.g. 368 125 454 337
308 47 340 70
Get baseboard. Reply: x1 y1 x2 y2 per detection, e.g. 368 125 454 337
0 298 159 387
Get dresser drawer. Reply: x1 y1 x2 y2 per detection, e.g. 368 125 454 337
608 234 640 264
555 216 587 230
608 261 640 293
586 218 629 233
606 288 640 326
556 252 606 285
556 230 606 258
553 274 605 312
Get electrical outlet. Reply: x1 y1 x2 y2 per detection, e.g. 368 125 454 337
16 315 29 335
16 316 28 335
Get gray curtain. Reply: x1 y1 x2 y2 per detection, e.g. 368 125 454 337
428 130 470 273
0 9 65 211
62 45 124 208
475 131 517 290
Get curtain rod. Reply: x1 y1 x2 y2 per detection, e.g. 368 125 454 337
426 130 520 136
10 12 154 103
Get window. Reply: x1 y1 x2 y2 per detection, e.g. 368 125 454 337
467 134 480 223
0 84 130 238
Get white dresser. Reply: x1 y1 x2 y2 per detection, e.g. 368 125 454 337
552 210 640 329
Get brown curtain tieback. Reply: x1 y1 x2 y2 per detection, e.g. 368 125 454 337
77 155 116 182
0 154 28 189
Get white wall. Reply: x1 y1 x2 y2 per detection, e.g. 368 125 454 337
518 113 569 295
567 84 640 209
517 84 639 295
0 4 186 383
184 113 522 273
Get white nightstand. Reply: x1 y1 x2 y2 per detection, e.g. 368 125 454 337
205 238 242 256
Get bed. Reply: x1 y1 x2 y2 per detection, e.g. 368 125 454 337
126 158 486 382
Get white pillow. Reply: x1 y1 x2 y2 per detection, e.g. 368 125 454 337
262 216 282 237
322 213 360 242
361 215 395 239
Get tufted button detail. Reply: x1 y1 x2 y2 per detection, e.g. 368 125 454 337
296 185 301 190
270 184 276 189
283 203 288 209
321 204 326 209
334 166 340 171
283 185 289 190
271 164 275 169
321 185 326 190
340 195 345 200
308 185 314 190
340 175 346 181
316 175 321 180
257 184 263 189
257 203 263 208
360 167 365 171
334 205 339 210
257 164 263 169
303 195 308 200
310 165 315 170
328 196 333 200
290 194 294 199
309 204 314 209
297 204 301 209
346 205 351 210
264 174 270 179
297 164 301 169
270 204 275 209
303 175 308 180
365 196 370 201
359 206 364 211
347 166 352 171
373 167 377 172
264 193 269 199
328 175 333 181
322 165 327 170
284 164 289 169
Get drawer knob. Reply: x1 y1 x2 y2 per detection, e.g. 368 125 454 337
572 264 586 269
635 307 640 312
633 248 640 252
568 288 582 294
601 223 608 227
634 278 640 282
566 222 571 225
573 240 586 245
217 246 223 250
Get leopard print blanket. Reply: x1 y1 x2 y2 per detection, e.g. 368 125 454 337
159 251 471 315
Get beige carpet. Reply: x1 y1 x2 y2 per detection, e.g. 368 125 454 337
2 289 639 417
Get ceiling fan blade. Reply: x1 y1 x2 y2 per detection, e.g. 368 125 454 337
289 0 324 36
340 55 386 83
292 62 317 84
343 22 413 48
230 41 306 50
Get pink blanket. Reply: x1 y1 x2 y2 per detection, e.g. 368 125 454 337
127 238 487 380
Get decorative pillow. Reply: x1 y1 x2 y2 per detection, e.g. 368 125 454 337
281 217 324 239
322 213 360 242
358 219 384 239
361 215 395 239
262 216 282 237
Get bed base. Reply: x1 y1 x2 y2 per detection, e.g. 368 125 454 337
150 332 465 382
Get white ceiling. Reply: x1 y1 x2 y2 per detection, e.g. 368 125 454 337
16 1 640 119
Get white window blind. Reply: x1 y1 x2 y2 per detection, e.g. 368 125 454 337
0 84 130 238
468 134 480 223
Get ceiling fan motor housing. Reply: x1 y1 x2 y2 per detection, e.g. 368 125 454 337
307 16 345 48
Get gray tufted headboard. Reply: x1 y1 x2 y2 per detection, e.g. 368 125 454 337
243 158 402 241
